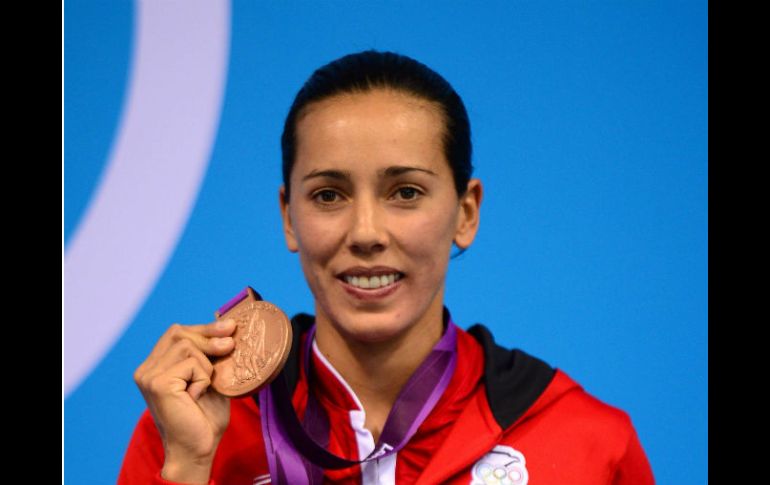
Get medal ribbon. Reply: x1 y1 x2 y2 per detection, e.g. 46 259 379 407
259 319 458 485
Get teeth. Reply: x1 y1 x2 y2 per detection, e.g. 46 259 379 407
344 273 402 290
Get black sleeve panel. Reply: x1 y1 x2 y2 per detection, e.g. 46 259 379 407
466 324 557 430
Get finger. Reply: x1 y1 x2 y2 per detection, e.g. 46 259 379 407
186 368 213 401
168 357 215 401
156 339 217 377
136 319 237 382
138 342 213 396
165 323 236 357
188 318 238 338
143 356 212 400
137 323 189 376
154 319 236 359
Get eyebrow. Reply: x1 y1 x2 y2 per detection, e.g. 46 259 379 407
383 166 438 178
301 165 438 182
301 169 351 182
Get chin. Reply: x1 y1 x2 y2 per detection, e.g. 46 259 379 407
325 307 416 344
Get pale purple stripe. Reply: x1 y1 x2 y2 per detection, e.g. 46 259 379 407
218 287 249 316
381 325 457 450
261 381 311 484
63 0 231 397
259 385 281 484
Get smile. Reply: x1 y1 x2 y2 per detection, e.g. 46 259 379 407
336 267 406 300
344 273 402 289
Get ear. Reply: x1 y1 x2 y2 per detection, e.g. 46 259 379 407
279 185 299 253
454 178 483 249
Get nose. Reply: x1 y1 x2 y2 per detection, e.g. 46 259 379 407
347 194 388 255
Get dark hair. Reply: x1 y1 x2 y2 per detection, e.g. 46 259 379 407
280 49 473 200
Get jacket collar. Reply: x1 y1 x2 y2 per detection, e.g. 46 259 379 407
268 312 557 432
465 323 556 430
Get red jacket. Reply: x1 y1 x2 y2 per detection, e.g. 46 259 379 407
119 312 654 484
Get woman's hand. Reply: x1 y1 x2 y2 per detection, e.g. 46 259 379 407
133 319 237 484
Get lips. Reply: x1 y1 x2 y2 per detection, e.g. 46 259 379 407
336 266 405 292
338 266 404 278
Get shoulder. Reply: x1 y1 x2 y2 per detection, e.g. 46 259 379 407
449 324 653 483
512 370 654 482
490 371 653 483
530 370 636 442
463 323 637 449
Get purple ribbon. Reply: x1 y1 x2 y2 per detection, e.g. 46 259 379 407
259 320 458 485
216 286 261 316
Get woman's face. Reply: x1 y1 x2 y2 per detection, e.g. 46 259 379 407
280 89 481 344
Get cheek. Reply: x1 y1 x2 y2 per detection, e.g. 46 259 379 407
294 213 340 301
395 209 456 267
292 211 341 266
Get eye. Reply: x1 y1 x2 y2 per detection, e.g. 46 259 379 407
312 189 342 204
393 186 422 201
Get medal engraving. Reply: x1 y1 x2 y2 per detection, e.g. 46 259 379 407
211 290 292 397
231 304 271 386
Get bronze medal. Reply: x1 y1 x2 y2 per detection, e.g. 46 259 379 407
210 287 292 397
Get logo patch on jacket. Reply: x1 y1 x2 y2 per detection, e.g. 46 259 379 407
469 445 528 485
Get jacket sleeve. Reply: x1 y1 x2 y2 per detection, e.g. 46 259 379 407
610 424 655 485
117 409 217 485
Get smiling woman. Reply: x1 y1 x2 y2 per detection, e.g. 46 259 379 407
283 89 480 343
118 50 654 485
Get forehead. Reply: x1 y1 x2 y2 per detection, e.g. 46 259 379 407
298 88 443 123
293 90 448 176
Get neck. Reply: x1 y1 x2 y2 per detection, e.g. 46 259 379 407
313 303 445 442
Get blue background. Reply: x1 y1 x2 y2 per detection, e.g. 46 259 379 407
64 1 707 483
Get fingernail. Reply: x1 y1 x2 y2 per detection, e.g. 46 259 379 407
217 337 233 347
216 319 232 330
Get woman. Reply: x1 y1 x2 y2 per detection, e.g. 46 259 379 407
119 50 654 485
